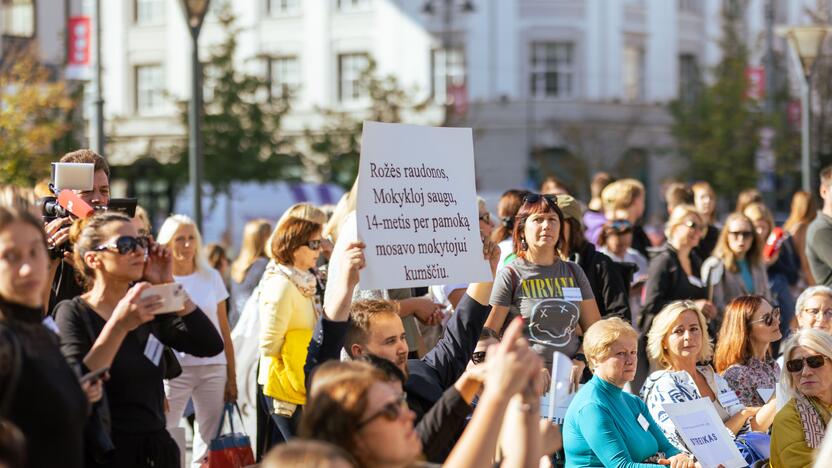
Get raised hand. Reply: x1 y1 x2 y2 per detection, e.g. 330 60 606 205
484 316 543 398
142 237 174 285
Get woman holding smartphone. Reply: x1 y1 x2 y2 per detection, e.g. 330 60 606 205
157 215 236 467
55 213 223 468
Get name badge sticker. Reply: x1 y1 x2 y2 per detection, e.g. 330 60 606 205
638 413 650 431
717 390 740 409
144 334 163 367
562 287 583 302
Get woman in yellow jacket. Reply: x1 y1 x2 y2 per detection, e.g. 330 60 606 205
257 216 323 450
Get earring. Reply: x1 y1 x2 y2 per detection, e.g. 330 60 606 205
521 238 528 250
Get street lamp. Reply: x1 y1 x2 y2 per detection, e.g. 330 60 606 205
179 0 210 231
777 25 831 192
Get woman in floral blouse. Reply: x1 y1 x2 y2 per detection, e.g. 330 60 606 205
713 295 781 432
641 300 767 458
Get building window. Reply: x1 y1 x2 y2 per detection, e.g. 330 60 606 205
678 53 700 103
3 0 35 37
338 53 369 102
269 56 300 98
135 65 165 114
431 48 465 103
335 0 371 12
623 45 644 102
135 0 164 25
268 0 300 15
678 0 702 14
529 42 574 99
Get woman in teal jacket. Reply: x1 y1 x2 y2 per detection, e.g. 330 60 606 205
563 318 694 468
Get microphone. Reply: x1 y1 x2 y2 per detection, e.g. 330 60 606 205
57 190 95 219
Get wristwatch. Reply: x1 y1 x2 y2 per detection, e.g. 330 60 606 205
573 353 587 364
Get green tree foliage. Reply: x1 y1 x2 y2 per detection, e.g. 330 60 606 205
171 5 301 195
303 60 428 188
0 46 75 185
670 6 763 199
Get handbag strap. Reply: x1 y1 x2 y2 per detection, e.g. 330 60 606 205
0 324 23 418
213 402 247 440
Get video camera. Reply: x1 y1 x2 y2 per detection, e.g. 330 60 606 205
40 162 139 258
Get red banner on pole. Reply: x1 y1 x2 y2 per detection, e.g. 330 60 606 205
66 16 92 80
745 67 765 101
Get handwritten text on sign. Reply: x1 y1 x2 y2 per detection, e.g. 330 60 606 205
357 122 491 290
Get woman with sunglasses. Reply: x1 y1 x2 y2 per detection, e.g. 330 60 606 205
641 301 768 464
155 215 236 466
770 328 832 468
257 216 323 449
701 213 773 328
483 193 601 382
713 296 780 430
54 213 223 467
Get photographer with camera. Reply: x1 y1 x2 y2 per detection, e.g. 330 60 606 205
43 150 112 315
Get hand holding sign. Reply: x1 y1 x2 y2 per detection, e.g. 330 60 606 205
661 398 746 468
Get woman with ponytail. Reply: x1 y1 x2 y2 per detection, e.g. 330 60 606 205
54 213 223 467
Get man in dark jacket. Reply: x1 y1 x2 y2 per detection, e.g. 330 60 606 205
304 240 499 462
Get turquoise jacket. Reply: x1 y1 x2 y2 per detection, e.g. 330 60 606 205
564 375 680 467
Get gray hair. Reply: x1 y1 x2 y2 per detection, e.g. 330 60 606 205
779 328 832 399
796 286 832 315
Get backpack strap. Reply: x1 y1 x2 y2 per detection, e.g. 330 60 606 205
0 324 22 418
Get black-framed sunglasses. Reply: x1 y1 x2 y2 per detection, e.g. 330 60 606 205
728 230 754 240
356 392 408 429
786 355 828 373
94 235 149 255
472 351 487 364
305 239 322 250
522 193 558 209
750 307 781 327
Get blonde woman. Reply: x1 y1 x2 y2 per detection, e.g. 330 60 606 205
701 213 773 319
641 301 767 462
771 329 832 468
157 215 236 466
230 219 272 328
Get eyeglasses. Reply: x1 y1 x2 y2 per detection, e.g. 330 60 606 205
728 231 754 240
356 392 408 429
523 193 558 210
786 355 828 373
305 239 322 250
750 307 781 327
683 220 702 231
472 351 487 364
802 308 832 321
479 213 491 224
94 236 149 255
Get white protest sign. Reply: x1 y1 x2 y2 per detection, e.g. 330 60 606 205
356 121 491 290
661 398 746 468
541 351 578 423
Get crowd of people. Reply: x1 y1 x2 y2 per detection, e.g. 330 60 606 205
3 148 832 468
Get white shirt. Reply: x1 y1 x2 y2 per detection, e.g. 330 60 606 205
173 268 229 366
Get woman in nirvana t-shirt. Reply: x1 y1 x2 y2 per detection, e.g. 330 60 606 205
483 193 601 386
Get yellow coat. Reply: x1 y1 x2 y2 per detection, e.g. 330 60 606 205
770 397 832 468
257 270 316 405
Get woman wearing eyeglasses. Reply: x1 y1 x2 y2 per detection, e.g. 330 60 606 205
641 301 768 464
770 328 832 468
483 193 601 381
795 286 832 334
257 216 323 449
54 213 223 467
155 215 236 466
713 296 780 431
701 213 773 328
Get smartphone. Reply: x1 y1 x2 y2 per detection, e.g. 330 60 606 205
141 283 187 314
51 162 94 192
80 366 110 384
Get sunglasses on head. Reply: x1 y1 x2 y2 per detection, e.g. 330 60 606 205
523 193 558 209
305 239 322 250
786 355 828 373
94 235 149 255
356 392 408 429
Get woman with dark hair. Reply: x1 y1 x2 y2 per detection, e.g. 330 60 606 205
556 195 632 322
491 189 528 267
0 204 92 468
230 219 272 328
54 213 223 467
714 295 780 430
482 193 601 381
257 216 323 447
